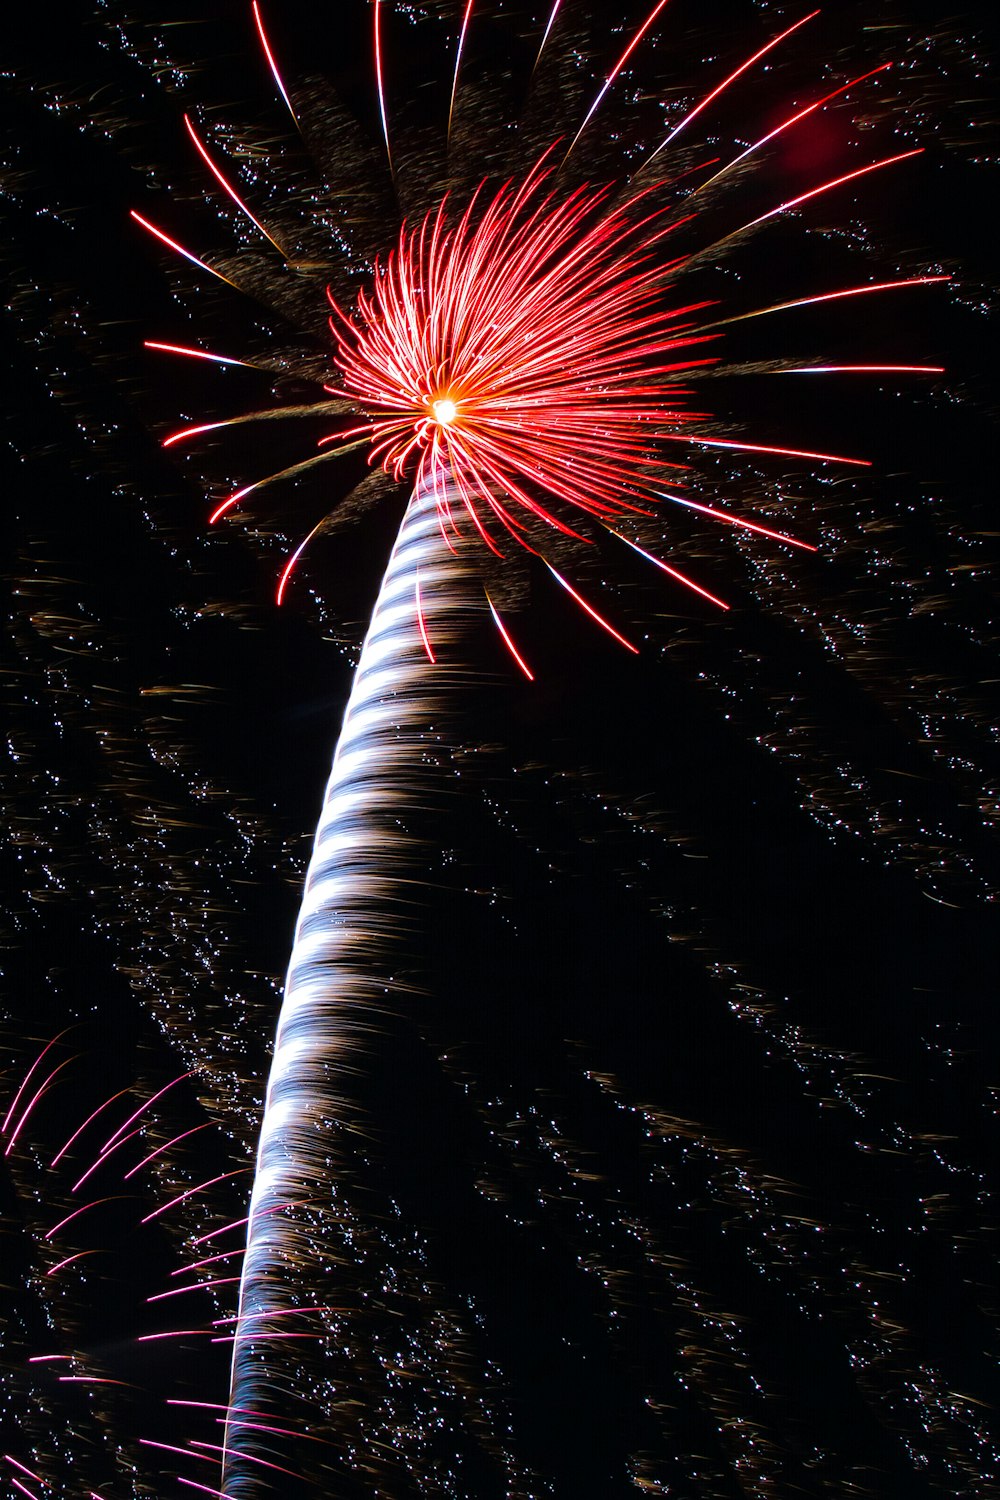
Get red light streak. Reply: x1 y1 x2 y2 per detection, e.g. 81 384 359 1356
130 212 238 290
485 590 534 680
644 10 819 164
545 565 639 654
140 1168 250 1226
124 1120 213 1180
742 148 924 231
50 1085 132 1168
100 1071 192 1155
415 571 436 662
564 0 675 162
610 531 729 610
144 341 255 369
252 1 297 127
182 116 286 256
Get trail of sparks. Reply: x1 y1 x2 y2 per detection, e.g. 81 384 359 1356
563 0 675 163
642 10 820 168
252 1 297 127
221 479 462 1496
183 115 287 257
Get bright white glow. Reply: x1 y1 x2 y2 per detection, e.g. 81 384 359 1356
432 397 458 426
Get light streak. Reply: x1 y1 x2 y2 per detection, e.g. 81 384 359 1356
484 590 534 680
672 436 871 467
100 1072 192 1155
545 564 639 654
2 1029 74 1137
700 276 952 331
125 1121 213 1180
252 1 297 127
610 531 729 610
449 1 477 141
741 148 924 232
697 63 894 192
131 212 240 290
4 1057 77 1158
374 0 392 172
183 116 287 256
45 1197 129 1241
50 1086 133 1168
144 341 257 369
643 10 820 167
139 1169 250 1226
662 495 816 550
563 0 675 162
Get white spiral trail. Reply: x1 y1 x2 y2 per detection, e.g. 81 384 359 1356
221 477 463 1496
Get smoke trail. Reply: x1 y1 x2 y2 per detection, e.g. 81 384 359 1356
222 475 463 1495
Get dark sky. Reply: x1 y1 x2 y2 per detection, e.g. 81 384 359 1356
2 3 998 1498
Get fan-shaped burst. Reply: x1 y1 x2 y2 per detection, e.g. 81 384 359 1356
329 159 713 552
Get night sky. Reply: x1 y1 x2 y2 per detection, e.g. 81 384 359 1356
2 3 998 1498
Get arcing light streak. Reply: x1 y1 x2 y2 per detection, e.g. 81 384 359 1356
221 477 462 1496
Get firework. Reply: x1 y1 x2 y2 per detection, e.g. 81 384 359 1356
124 5 959 1493
5 2 994 1497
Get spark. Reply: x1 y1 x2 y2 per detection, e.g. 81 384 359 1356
2 1029 75 1138
701 276 952 331
742 148 924 232
45 1197 129 1241
778 364 945 375
252 1 297 127
449 1 477 142
610 531 729 610
140 1169 251 1226
642 10 820 167
374 0 393 172
563 0 675 163
50 1085 133 1168
125 1121 213 1180
100 1072 192 1155
545 564 639 654
697 62 894 192
4 1057 78 1157
183 115 287 256
484 590 534 680
131 212 240 291
144 341 257 369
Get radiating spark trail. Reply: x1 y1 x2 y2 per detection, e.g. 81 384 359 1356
699 276 951 330
183 116 287 256
545 564 639 654
610 531 730 610
741 148 924 232
144 341 258 369
374 0 393 172
100 1073 192 1154
2 1030 74 1138
563 0 675 163
51 1087 133 1168
449 0 477 142
139 1169 250 1226
131 212 240 290
45 1197 128 1241
696 63 894 193
779 364 944 375
4 1058 77 1157
662 495 816 550
485 590 534 680
252 1 297 127
125 1121 213 1179
642 10 819 168
532 1 564 76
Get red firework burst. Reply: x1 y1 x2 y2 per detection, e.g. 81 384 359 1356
325 159 715 555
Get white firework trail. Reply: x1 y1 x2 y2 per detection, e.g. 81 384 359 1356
222 475 463 1494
